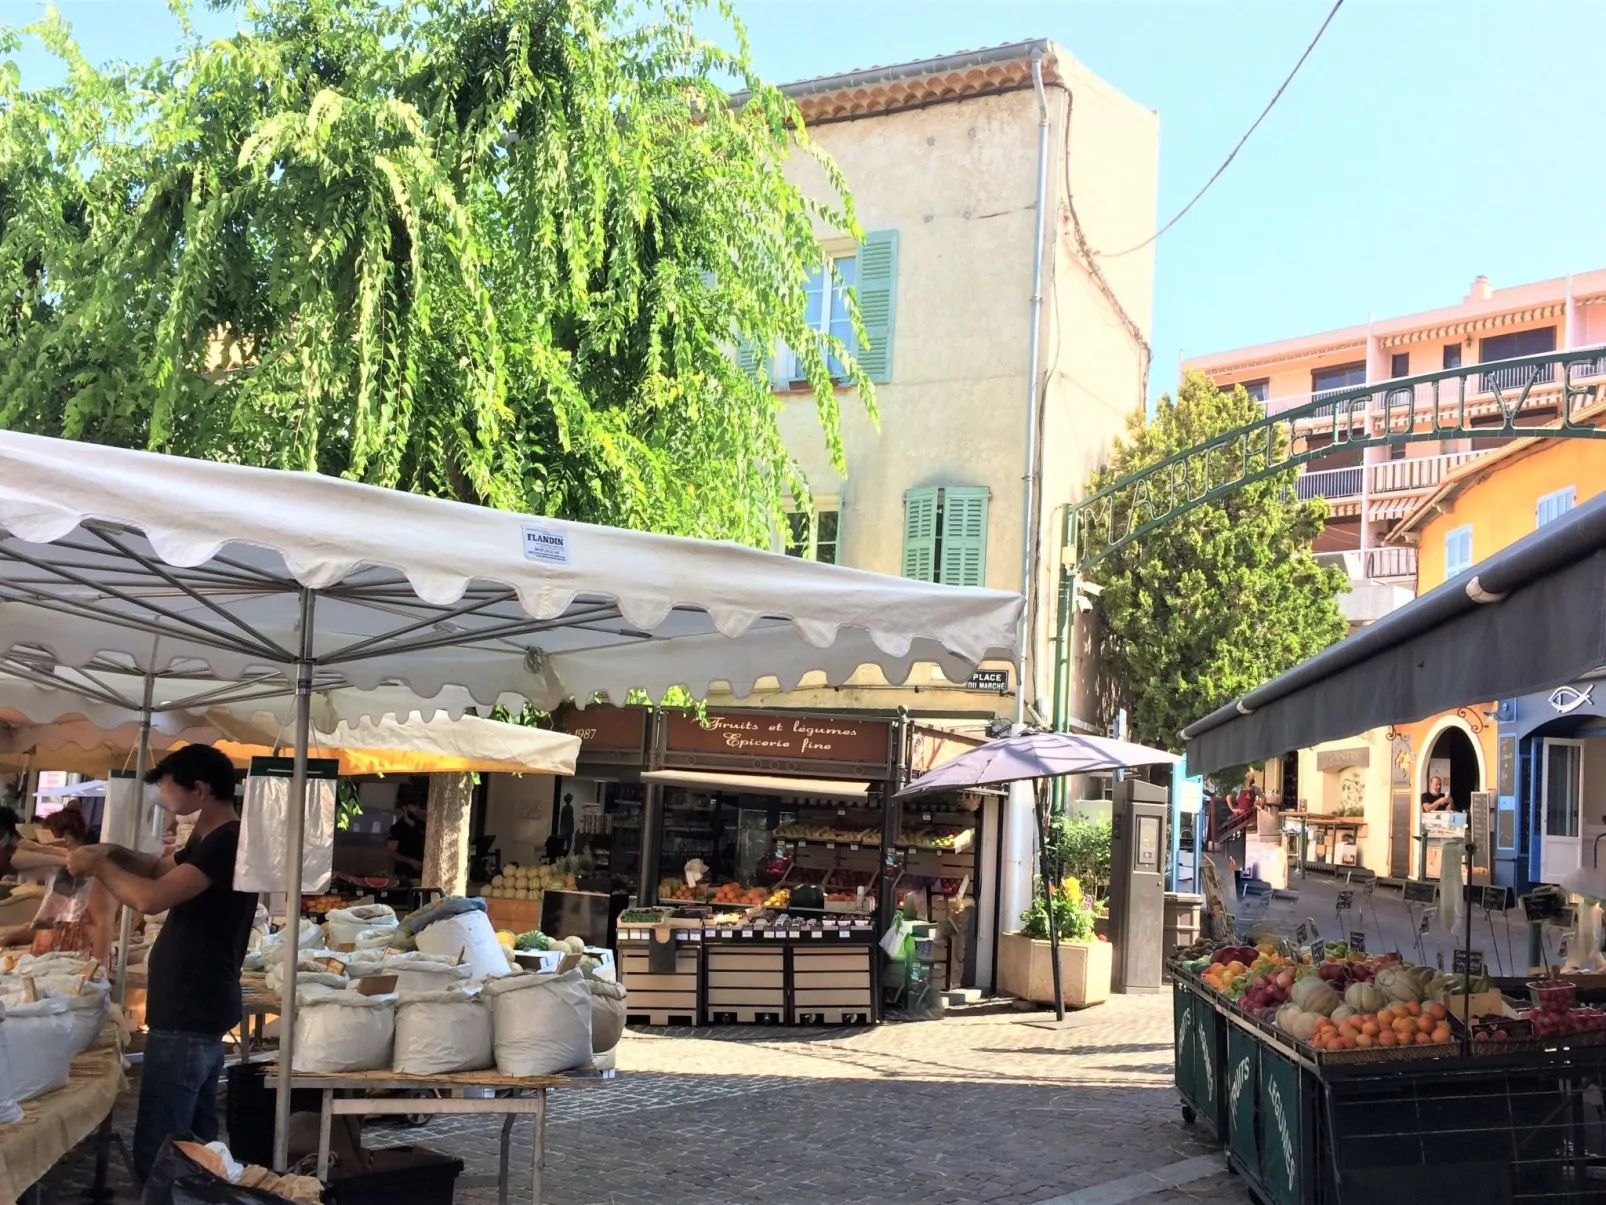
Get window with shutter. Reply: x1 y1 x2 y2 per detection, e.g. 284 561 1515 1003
939 487 990 587
1444 525 1473 577
1537 486 1576 528
901 487 938 581
855 231 898 384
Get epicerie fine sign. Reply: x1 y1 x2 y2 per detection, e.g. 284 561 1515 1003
665 712 888 763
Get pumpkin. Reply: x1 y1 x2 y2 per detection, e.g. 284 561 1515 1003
1276 1005 1321 1042
1345 982 1388 1014
1290 976 1341 1016
1376 965 1423 1004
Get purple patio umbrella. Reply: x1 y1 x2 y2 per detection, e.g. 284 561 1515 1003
895 730 1179 799
897 730 1178 1019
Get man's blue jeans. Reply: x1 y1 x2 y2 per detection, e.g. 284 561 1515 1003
134 1029 225 1181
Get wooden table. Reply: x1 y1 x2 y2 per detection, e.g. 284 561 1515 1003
0 1021 125 1203
288 1065 606 1204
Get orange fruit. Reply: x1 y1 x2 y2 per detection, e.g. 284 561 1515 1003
1426 1002 1448 1021
1432 1024 1452 1043
1340 1035 1357 1050
1416 1016 1435 1035
1378 1030 1397 1047
1361 1021 1380 1037
1406 1001 1422 1017
1414 1031 1432 1045
1355 1033 1375 1049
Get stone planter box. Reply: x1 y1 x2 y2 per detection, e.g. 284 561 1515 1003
997 930 1111 1009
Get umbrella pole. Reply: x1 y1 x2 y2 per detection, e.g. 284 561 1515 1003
273 589 316 1172
111 664 156 1006
1035 780 1065 1022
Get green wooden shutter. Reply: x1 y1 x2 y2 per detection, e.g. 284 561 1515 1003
939 486 989 587
901 486 938 581
855 230 898 384
736 337 764 380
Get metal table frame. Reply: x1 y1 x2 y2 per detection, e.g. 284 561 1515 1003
290 1072 593 1204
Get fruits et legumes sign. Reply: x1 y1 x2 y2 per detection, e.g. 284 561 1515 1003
666 712 888 762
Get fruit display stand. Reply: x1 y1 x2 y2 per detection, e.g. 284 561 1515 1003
616 911 704 1026
1171 950 1606 1205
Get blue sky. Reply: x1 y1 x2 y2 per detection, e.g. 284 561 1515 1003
9 0 1606 402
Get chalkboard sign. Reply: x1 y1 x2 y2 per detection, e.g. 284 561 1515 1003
1453 949 1486 977
1482 885 1511 911
1348 930 1367 953
1419 908 1435 936
1363 877 1376 896
1294 921 1310 945
1403 880 1438 904
1309 937 1327 961
1522 891 1564 921
1336 890 1354 911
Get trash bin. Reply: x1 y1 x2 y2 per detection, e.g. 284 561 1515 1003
1162 892 1204 965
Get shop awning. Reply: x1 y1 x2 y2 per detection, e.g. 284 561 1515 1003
1182 489 1606 775
640 769 870 799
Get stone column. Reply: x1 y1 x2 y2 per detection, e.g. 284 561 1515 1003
423 773 472 896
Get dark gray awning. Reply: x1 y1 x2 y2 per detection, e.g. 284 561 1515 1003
1182 491 1606 775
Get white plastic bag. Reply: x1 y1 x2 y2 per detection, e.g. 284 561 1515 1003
483 971 592 1077
1438 840 1465 938
235 763 336 893
326 905 398 948
291 990 396 1073
64 982 110 1054
392 986 493 1074
0 997 74 1100
353 926 401 953
261 920 326 968
413 910 508 980
380 952 472 996
0 1015 22 1124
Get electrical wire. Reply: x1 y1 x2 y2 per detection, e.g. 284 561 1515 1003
1099 0 1345 259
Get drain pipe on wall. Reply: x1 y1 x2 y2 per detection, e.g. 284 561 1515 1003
991 46 1053 992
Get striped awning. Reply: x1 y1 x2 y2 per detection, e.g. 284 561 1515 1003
1370 496 1421 522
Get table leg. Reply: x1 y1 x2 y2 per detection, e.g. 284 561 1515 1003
316 1090 334 1181
530 1090 547 1204
498 1114 515 1205
88 1112 113 1203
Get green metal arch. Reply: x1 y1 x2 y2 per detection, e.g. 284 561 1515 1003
1050 348 1606 736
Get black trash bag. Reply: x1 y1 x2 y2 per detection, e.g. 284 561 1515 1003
140 1137 287 1205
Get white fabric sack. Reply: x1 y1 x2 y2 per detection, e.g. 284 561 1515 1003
261 921 326 967
413 909 508 980
326 905 398 947
379 953 471 997
1 997 74 1100
291 990 396 1073
483 971 592 1077
392 987 493 1074
353 926 402 953
64 982 110 1054
0 1015 23 1124
265 965 347 996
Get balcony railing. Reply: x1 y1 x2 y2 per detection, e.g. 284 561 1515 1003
1315 546 1417 582
1296 465 1363 501
1480 361 1555 393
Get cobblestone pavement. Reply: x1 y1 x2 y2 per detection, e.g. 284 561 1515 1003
40 993 1249 1205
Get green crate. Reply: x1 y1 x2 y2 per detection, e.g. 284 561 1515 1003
1226 1021 1261 1181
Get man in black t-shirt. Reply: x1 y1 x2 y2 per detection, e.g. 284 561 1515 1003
69 744 255 1181
1421 775 1452 813
387 797 427 879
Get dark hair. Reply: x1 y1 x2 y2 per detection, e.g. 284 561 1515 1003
0 808 19 839
145 744 238 803
42 808 89 844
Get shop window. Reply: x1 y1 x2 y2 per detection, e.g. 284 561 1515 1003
1390 352 1410 378
1544 739 1583 840
1235 378 1269 403
785 508 841 565
902 486 989 586
1443 344 1463 370
1537 486 1576 528
1444 525 1473 577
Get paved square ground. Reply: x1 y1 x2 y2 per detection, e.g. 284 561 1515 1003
41 993 1247 1205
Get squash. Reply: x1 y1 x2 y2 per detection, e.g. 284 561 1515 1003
1330 1004 1356 1023
1276 1005 1321 1042
1376 965 1423 1004
1290 976 1341 1016
1345 982 1388 1014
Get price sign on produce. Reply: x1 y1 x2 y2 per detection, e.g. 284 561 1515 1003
1348 931 1366 954
1293 921 1310 945
1419 908 1435 936
1453 949 1486 977
1309 937 1326 961
1336 890 1354 911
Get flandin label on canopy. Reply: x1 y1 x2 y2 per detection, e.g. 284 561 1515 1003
522 524 570 565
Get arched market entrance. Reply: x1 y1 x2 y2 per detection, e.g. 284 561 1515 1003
1423 723 1483 812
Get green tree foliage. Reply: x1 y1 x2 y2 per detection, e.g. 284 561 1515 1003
1089 372 1348 750
0 0 871 543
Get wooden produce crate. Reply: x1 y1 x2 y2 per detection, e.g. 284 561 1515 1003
486 897 545 935
618 934 702 1026
790 943 873 1025
705 944 785 1024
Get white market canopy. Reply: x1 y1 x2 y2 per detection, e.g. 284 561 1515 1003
0 431 1020 707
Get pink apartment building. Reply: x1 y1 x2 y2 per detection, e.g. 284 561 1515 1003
1183 271 1606 616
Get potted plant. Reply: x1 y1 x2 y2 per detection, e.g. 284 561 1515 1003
998 876 1112 1009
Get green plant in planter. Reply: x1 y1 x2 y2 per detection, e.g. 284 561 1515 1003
1020 878 1095 943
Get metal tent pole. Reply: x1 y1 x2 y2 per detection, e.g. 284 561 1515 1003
1034 780 1065 1022
273 588 316 1171
112 664 157 1007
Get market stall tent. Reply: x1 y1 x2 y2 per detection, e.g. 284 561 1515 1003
0 429 1022 1167
1182 488 1606 776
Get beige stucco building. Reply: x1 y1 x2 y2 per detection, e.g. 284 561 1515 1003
711 41 1160 740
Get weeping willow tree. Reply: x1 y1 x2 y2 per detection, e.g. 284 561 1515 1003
0 0 869 544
